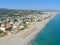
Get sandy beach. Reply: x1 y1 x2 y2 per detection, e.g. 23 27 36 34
0 14 56 45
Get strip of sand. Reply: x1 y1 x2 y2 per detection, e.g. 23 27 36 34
0 14 56 45
23 14 57 45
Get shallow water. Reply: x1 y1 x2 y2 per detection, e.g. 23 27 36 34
32 14 60 45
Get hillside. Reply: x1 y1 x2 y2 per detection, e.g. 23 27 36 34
0 8 41 16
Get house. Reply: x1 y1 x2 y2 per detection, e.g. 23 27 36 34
0 26 5 32
25 19 31 25
12 25 24 33
5 24 13 31
9 21 13 25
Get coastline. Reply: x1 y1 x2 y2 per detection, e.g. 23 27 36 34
0 13 57 45
24 14 57 45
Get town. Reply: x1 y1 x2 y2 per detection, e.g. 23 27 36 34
0 12 56 37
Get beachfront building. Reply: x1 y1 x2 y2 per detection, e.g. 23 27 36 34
0 12 56 34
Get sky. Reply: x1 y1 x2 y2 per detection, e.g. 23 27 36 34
0 0 60 10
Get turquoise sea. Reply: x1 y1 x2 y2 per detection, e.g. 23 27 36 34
32 14 60 45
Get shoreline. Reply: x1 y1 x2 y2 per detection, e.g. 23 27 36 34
24 14 57 45
0 13 57 45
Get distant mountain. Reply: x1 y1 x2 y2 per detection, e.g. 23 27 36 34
0 8 41 16
0 8 19 16
0 8 59 16
40 9 60 12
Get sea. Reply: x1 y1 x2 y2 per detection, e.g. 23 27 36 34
31 14 60 45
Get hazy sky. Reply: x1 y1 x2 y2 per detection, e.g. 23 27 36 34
0 0 60 10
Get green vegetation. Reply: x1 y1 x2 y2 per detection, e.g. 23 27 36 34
0 8 41 17
0 30 8 37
